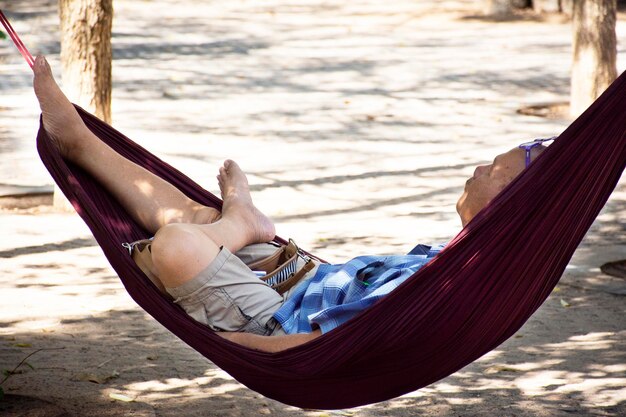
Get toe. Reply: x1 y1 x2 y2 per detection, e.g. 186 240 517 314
224 159 240 172
34 55 44 73
34 55 52 78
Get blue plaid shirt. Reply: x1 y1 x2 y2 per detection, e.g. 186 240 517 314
273 243 445 334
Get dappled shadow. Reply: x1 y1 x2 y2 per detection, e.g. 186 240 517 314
430 69 570 96
459 10 570 24
0 237 97 259
94 0 576 145
0 0 56 18
113 40 271 61
247 162 475 192
1 281 624 417
273 184 460 222
1 394 71 417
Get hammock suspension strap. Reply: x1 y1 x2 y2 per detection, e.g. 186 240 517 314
0 10 34 69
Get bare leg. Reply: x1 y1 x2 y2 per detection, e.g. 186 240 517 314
33 56 275 290
151 160 275 288
32 55 219 233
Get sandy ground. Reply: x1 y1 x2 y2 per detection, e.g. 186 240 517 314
0 0 624 416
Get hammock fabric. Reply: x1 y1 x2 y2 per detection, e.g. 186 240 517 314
34 71 625 409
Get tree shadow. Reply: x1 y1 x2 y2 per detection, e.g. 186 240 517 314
0 237 97 259
1 282 624 417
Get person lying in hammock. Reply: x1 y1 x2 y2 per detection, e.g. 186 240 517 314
33 55 548 353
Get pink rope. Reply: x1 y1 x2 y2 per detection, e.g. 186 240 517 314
0 9 35 69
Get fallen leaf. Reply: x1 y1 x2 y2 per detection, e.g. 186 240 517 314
484 365 521 374
13 343 32 348
109 393 134 402
560 299 571 308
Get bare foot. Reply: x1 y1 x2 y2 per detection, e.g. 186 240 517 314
217 160 276 245
33 55 87 160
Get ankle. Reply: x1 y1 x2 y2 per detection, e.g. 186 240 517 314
61 121 94 162
210 217 254 252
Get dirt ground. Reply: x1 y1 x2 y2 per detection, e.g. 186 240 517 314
0 0 625 416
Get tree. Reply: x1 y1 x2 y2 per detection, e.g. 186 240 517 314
570 0 617 117
55 0 113 208
59 0 113 122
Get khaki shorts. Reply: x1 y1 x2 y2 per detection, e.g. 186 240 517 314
165 243 318 336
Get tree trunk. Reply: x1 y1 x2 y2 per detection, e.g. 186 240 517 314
56 0 113 209
59 0 113 122
570 0 617 117
484 0 514 15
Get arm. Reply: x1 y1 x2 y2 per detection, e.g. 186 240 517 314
218 330 322 353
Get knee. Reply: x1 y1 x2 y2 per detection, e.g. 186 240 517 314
151 224 210 287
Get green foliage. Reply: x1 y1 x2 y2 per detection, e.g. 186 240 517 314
0 30 6 40
0 385 4 401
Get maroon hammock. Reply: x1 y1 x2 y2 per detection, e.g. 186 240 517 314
35 71 626 409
